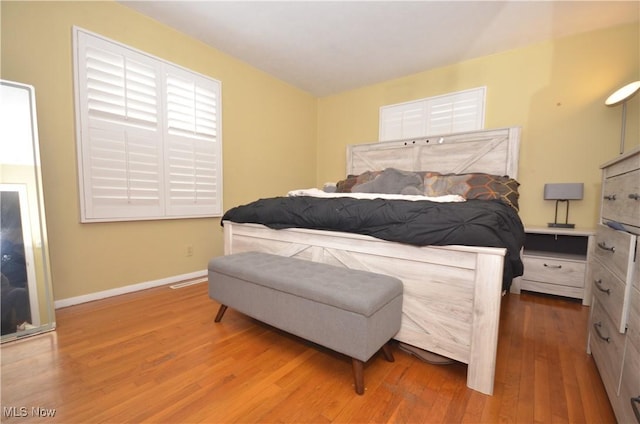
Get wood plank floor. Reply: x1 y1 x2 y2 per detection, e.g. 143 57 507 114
1 283 615 423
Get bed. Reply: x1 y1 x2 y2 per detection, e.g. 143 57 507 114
221 126 524 395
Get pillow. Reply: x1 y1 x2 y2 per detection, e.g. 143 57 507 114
423 173 520 211
351 168 424 195
336 169 520 211
322 182 337 193
336 170 382 192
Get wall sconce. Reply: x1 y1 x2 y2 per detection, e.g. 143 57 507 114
544 183 584 228
605 80 640 155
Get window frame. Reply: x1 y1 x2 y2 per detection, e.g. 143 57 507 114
73 27 223 223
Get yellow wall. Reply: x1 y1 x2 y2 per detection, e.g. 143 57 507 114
2 1 638 301
1 1 317 300
317 23 639 229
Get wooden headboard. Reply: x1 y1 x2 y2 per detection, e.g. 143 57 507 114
347 127 521 179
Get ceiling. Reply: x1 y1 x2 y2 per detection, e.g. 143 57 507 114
120 1 639 97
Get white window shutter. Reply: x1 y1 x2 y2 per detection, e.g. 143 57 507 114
427 88 485 135
379 87 485 141
77 30 163 220
83 38 159 130
74 27 223 222
379 101 427 141
165 67 222 217
83 126 163 219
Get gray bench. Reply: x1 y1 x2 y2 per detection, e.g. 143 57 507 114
208 251 403 395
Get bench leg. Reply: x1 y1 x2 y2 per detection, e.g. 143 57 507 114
352 358 365 395
214 304 228 322
381 341 395 362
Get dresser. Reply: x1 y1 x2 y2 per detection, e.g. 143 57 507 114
587 147 640 424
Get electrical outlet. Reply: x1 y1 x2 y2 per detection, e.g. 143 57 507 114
186 245 193 257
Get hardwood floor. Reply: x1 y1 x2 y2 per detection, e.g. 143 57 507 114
1 283 615 423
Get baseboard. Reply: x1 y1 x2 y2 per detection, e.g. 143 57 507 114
54 269 208 309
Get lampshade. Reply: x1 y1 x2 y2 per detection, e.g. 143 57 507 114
544 183 584 200
605 81 640 106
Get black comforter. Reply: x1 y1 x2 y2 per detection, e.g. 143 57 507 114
221 196 525 290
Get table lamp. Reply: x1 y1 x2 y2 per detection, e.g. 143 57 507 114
544 183 583 228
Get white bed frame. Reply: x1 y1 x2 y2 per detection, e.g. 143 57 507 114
223 126 521 395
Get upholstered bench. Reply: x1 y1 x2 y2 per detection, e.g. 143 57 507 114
208 251 403 395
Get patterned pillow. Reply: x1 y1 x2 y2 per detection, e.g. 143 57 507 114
423 173 520 211
336 169 520 211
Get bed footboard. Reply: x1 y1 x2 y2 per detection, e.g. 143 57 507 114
223 221 506 395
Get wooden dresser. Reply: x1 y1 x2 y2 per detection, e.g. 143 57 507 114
587 147 640 424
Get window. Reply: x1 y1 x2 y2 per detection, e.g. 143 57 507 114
73 27 222 222
379 87 485 141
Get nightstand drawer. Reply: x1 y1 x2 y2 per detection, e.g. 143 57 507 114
592 225 635 282
591 258 627 333
602 168 640 226
522 255 585 288
590 299 626 400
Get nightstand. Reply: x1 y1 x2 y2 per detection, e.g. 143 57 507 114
512 226 595 305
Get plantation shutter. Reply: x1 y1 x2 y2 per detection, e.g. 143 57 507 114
379 101 427 141
77 31 163 220
74 28 223 222
165 68 222 216
379 87 485 141
426 88 485 135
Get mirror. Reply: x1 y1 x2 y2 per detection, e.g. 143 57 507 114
0 80 55 341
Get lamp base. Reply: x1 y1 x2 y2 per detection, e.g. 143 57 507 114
548 223 575 229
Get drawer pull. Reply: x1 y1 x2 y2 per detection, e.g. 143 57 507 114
594 279 611 295
597 242 615 253
543 263 562 269
631 396 640 423
593 322 610 343
629 193 640 201
603 194 617 201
